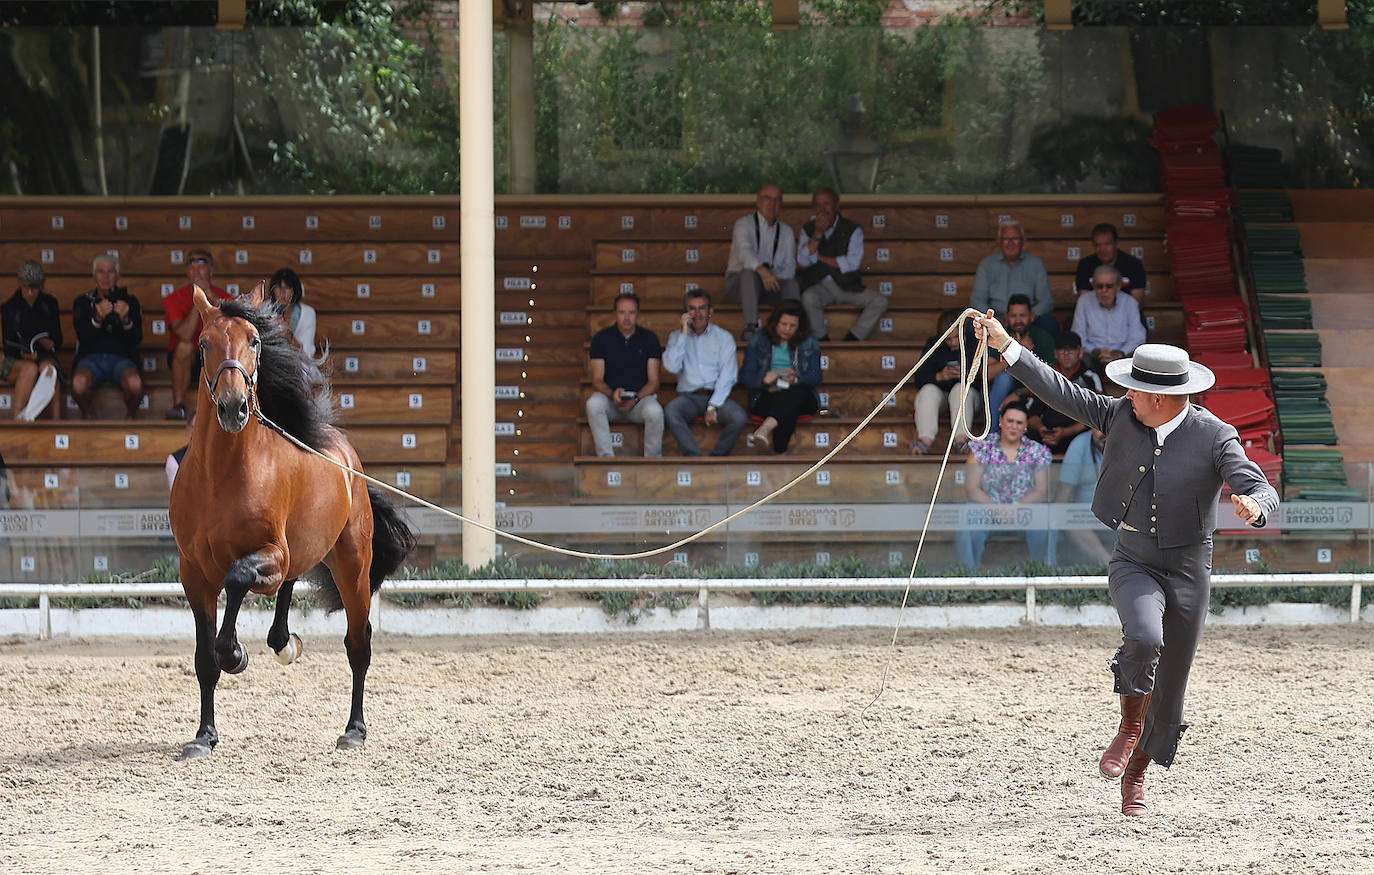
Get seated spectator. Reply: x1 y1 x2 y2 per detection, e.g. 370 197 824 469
987 293 1055 416
663 291 749 456
71 252 143 420
797 187 888 342
740 300 821 454
163 248 234 420
2 260 64 421
1071 264 1146 372
166 409 197 489
724 183 799 343
268 268 318 355
585 292 665 458
972 220 1057 337
955 401 1053 569
1056 429 1112 565
1021 329 1102 453
1075 222 1147 308
910 309 981 456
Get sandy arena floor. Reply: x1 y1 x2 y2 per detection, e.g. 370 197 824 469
0 624 1370 874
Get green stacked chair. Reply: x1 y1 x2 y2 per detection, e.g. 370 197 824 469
1263 331 1323 367
1256 294 1312 329
1234 189 1293 222
1275 397 1338 445
1281 448 1349 500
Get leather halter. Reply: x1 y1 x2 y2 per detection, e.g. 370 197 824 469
204 352 259 412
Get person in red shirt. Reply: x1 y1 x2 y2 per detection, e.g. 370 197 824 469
163 248 234 419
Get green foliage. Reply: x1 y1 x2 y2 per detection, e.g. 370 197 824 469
239 1 461 194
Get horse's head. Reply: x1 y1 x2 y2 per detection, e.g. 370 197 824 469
195 282 265 434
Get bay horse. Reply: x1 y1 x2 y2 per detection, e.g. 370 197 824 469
169 283 415 759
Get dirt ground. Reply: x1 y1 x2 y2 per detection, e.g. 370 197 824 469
0 624 1371 875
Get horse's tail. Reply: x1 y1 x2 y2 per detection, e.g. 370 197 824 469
367 484 416 593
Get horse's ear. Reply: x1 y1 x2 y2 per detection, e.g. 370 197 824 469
192 285 217 322
243 281 266 308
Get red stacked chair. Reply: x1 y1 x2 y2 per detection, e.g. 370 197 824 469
1152 105 1277 449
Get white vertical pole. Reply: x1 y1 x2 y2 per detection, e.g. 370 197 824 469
1025 585 1036 625
39 591 51 640
460 0 497 568
1352 584 1362 624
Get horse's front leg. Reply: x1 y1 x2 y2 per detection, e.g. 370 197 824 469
215 548 286 674
267 579 303 665
178 567 221 760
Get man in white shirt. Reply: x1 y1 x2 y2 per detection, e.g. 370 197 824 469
662 291 749 456
1072 264 1148 372
723 183 799 343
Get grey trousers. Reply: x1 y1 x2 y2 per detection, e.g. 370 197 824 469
585 391 664 457
1107 528 1213 768
801 280 889 340
664 390 749 456
723 271 801 329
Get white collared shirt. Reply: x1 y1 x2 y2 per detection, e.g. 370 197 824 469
1153 404 1188 446
727 211 797 279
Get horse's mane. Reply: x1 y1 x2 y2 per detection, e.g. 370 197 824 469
220 298 338 451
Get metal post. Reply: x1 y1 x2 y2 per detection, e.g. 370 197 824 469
1353 584 1362 624
698 584 710 630
38 591 51 640
461 0 498 568
1025 585 1036 624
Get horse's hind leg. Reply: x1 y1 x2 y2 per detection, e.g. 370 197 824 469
216 549 285 674
267 579 303 665
328 545 374 751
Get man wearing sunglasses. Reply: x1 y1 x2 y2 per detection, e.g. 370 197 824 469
1071 264 1146 374
163 248 234 420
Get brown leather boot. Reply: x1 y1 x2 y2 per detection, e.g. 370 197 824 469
1120 747 1150 816
1099 692 1150 778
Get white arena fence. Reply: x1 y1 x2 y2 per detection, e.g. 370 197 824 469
0 573 1366 640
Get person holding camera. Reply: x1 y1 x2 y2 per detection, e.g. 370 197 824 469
723 183 799 343
585 292 664 457
71 251 143 419
739 300 821 454
2 260 65 420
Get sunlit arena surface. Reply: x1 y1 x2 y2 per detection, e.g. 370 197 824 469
1 625 1370 874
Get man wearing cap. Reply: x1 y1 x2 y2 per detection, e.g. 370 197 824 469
2 260 64 420
163 248 234 420
974 310 1279 818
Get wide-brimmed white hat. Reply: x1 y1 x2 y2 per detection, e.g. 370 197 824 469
1105 343 1215 395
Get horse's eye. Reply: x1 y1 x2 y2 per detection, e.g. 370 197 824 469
249 335 261 349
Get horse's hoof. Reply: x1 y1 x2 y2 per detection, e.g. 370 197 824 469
177 742 213 761
335 730 366 751
273 633 303 665
221 647 248 674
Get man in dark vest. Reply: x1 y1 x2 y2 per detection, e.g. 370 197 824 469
797 187 888 342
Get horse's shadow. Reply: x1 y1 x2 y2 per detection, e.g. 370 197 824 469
0 740 178 769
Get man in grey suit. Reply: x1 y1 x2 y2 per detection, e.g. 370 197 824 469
974 311 1279 817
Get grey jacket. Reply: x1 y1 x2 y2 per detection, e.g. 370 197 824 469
1009 351 1279 549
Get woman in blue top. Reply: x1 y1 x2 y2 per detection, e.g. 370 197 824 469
740 300 822 453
